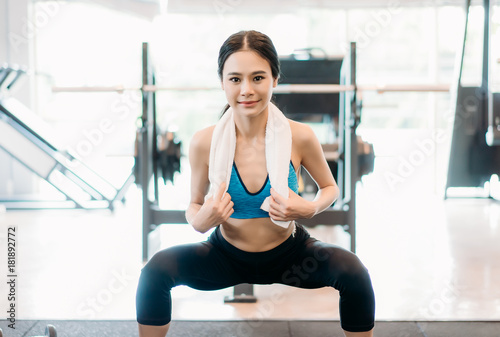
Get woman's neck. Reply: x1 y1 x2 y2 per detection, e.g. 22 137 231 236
234 107 268 140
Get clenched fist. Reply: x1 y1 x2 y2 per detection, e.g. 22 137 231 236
197 182 234 229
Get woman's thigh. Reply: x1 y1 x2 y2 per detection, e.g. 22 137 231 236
279 238 372 291
142 240 248 291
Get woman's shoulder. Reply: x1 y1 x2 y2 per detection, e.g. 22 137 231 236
189 125 215 155
288 119 322 160
288 119 316 144
192 124 215 140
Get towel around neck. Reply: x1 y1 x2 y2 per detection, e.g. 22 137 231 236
207 102 293 228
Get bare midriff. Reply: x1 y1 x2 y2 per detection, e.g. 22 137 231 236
220 217 295 252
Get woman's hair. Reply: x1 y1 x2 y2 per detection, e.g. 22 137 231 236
218 30 280 115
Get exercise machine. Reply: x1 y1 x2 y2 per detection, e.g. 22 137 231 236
0 65 134 210
0 324 56 337
274 46 374 247
137 42 368 259
446 0 500 198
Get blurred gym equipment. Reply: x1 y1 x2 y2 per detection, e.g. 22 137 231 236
134 43 368 267
0 65 134 210
0 324 56 337
446 0 500 198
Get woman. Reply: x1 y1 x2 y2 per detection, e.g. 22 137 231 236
136 30 375 337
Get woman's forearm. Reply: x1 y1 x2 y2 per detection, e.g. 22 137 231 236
185 203 200 225
186 190 233 233
310 185 340 217
185 203 212 233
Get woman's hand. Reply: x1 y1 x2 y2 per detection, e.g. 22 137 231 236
269 188 316 222
192 182 234 232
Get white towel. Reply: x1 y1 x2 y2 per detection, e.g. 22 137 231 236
207 102 293 228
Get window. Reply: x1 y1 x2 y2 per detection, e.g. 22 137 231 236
32 1 474 201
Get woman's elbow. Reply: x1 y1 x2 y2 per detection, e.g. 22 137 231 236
192 224 210 234
186 213 211 234
331 184 340 203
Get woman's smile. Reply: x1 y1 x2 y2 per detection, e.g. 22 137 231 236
238 100 261 107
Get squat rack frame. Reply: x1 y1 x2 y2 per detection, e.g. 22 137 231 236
48 39 461 303
136 41 361 263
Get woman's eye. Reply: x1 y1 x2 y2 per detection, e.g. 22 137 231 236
229 77 240 83
254 76 264 81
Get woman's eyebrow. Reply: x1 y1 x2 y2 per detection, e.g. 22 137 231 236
227 70 267 76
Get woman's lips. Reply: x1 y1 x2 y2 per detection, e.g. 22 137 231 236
238 100 259 107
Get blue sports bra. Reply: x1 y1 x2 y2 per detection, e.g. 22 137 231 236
227 162 299 219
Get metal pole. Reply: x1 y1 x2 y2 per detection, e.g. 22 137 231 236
337 54 347 213
348 42 358 253
141 42 153 262
51 83 451 94
482 0 489 92
152 73 159 205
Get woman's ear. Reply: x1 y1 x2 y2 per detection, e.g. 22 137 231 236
221 80 225 91
273 77 278 88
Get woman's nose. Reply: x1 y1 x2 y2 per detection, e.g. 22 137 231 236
240 80 254 96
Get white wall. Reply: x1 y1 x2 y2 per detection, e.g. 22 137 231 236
0 0 37 197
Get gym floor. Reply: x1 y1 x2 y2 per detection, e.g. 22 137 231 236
1 158 499 326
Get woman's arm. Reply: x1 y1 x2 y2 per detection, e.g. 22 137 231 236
185 126 234 233
268 121 339 222
298 122 340 215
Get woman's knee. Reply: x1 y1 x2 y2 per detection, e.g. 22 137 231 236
332 252 376 331
136 253 175 326
136 267 173 326
146 247 182 276
137 265 170 301
342 253 370 280
342 263 373 297
325 248 373 294
138 248 180 292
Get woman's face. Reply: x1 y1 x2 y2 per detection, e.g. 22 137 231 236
221 50 278 118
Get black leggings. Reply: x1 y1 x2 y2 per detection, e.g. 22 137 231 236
136 224 375 332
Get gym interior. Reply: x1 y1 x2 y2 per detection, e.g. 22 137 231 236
1 0 500 336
